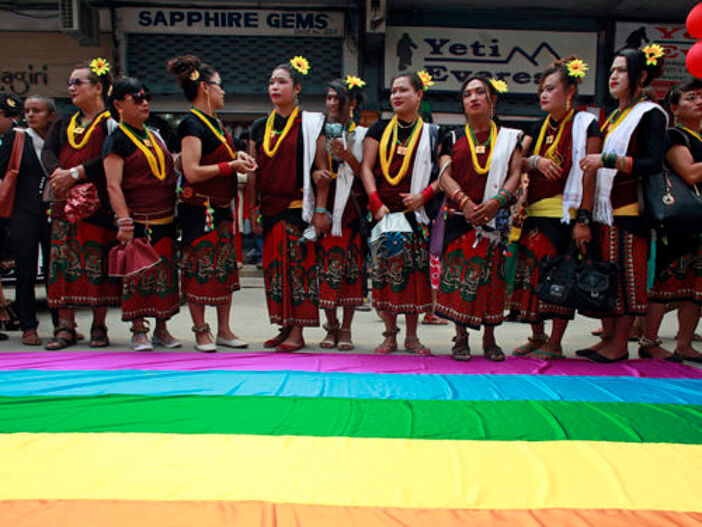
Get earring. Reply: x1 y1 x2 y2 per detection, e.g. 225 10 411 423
566 98 571 111
118 108 123 122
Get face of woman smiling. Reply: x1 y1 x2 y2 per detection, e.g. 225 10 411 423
67 68 102 110
462 79 493 120
390 76 421 118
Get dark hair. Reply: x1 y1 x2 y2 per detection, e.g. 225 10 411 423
167 54 217 102
665 77 702 109
615 48 664 97
538 55 582 96
25 94 56 114
0 92 23 118
271 62 304 88
107 77 148 120
458 75 497 112
391 72 423 92
73 61 113 103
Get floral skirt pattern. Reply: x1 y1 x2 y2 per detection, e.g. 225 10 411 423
316 228 363 309
649 236 701 305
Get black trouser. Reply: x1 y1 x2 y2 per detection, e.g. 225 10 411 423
10 210 58 331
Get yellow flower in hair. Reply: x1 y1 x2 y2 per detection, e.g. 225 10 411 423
290 56 310 75
490 78 508 94
566 58 588 79
90 57 110 77
189 70 200 82
345 75 366 89
417 70 434 90
5 98 16 108
642 43 665 66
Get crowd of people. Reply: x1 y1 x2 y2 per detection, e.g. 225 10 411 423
0 43 698 362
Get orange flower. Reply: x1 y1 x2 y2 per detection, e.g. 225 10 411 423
642 43 665 66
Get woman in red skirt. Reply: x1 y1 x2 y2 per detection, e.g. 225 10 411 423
360 71 439 356
248 57 329 352
42 58 120 349
168 55 257 352
103 77 180 351
316 76 367 351
640 78 702 363
510 57 601 359
435 76 523 361
577 46 666 362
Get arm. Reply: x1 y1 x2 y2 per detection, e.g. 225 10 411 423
438 154 475 220
246 139 262 235
329 137 361 175
41 118 62 175
103 154 132 245
0 130 16 177
360 137 388 220
572 135 602 251
311 135 330 236
471 145 522 226
666 145 702 185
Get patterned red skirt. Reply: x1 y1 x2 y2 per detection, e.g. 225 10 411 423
649 236 701 305
263 220 319 327
48 218 121 308
316 227 363 309
181 218 239 305
121 224 180 321
509 225 575 322
436 230 505 329
370 227 431 315
596 223 649 317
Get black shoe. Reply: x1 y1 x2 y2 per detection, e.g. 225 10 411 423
575 348 594 357
0 332 7 340
639 348 684 363
586 351 629 363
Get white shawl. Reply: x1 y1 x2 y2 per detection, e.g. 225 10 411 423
480 127 522 231
562 111 597 223
409 123 434 225
20 127 46 174
331 125 367 236
301 111 326 224
594 101 668 225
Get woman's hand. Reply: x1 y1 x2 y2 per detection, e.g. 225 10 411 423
312 211 330 236
537 157 564 180
330 139 351 163
461 201 476 221
49 168 77 198
470 198 500 227
232 152 258 174
374 204 389 222
579 154 603 175
399 192 424 212
116 228 133 246
572 222 592 253
312 169 333 185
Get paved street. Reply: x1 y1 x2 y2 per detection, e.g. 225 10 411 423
0 271 692 358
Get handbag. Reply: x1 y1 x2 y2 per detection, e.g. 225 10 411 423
0 130 25 218
644 133 702 234
349 192 370 240
64 182 100 223
574 246 619 313
535 244 579 307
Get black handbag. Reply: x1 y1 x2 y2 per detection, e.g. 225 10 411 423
349 192 370 240
644 132 702 234
535 245 579 308
574 246 619 313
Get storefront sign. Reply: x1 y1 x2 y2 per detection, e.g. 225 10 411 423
385 27 598 95
614 22 695 100
118 8 343 37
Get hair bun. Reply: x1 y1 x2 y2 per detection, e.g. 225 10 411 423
167 54 202 86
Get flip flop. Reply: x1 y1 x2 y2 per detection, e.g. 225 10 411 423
526 349 564 360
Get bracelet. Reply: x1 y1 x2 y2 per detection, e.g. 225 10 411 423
421 185 437 205
118 224 134 231
459 196 470 209
575 208 592 225
450 188 462 202
601 153 618 169
218 162 235 177
368 191 383 215
69 167 80 181
116 217 133 226
314 207 328 214
528 155 541 171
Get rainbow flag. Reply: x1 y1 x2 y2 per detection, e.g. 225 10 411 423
0 351 700 526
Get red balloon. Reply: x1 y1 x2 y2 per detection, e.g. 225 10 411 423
688 2 702 38
686 40 702 78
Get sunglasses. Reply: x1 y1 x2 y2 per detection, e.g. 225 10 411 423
206 81 223 87
67 78 95 87
125 92 152 104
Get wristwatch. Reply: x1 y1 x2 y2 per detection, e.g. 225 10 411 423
575 208 592 226
69 168 80 181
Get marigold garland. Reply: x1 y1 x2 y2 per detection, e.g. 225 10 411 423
379 115 424 186
600 99 643 140
465 121 498 176
533 109 574 162
263 106 300 158
67 110 110 150
190 108 236 160
118 123 166 180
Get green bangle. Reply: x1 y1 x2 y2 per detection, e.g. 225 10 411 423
601 153 617 169
314 207 328 214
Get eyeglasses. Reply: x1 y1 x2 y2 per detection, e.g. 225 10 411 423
125 92 152 104
67 78 95 87
206 81 223 87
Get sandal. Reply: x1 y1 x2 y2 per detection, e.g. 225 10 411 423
319 322 339 349
422 314 449 325
193 324 216 353
451 329 471 361
89 325 110 348
638 336 682 362
405 336 432 357
264 327 290 348
45 325 77 351
374 327 399 354
22 329 42 346
337 327 354 351
483 344 505 362
130 322 153 352
512 334 548 356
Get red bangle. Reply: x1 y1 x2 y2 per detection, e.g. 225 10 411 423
421 185 437 205
368 191 383 215
450 188 462 202
218 162 234 177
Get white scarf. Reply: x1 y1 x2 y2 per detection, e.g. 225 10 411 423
480 127 522 232
594 101 668 225
331 125 367 236
301 111 326 224
18 127 46 174
562 111 597 223
409 123 435 225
